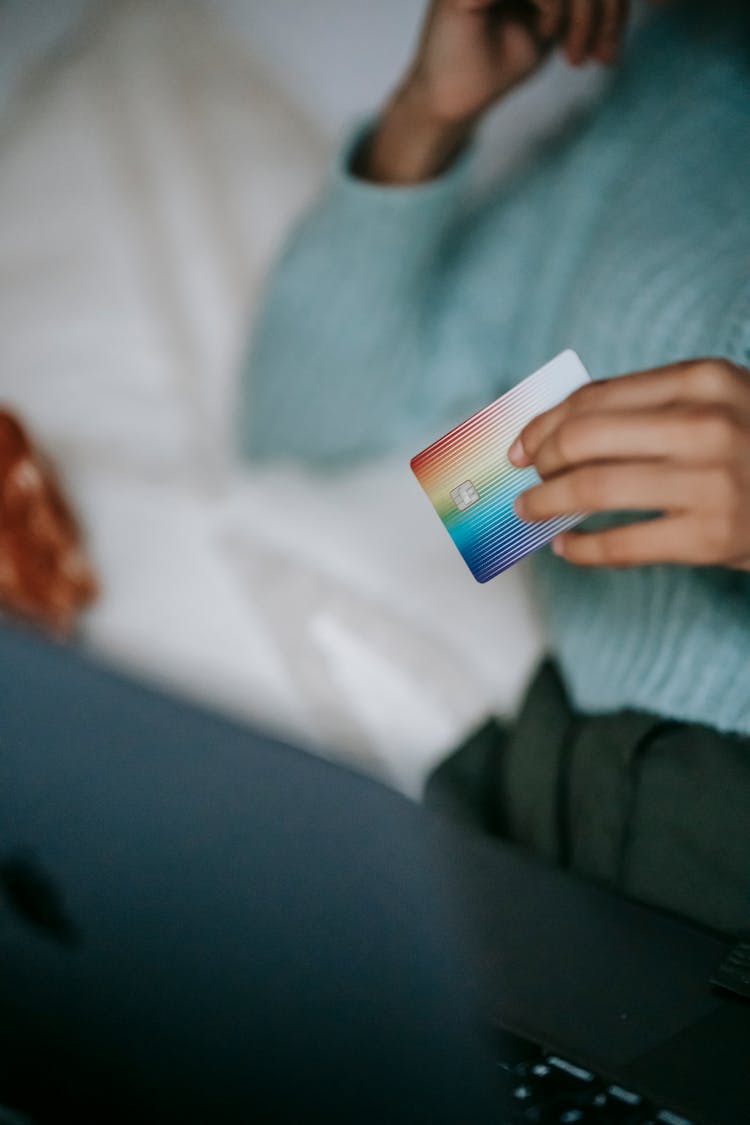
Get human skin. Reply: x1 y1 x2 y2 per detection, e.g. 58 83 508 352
362 0 750 572
509 359 750 570
361 0 632 185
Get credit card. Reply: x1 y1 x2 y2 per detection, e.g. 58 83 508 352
410 350 591 582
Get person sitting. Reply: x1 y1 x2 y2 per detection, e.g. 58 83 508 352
239 0 750 935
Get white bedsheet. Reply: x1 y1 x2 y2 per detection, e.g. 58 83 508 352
0 0 587 794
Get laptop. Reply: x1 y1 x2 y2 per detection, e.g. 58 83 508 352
0 625 747 1124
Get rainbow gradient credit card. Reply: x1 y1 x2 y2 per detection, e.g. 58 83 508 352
410 350 591 582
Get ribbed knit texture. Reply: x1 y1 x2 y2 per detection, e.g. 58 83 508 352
240 2 750 736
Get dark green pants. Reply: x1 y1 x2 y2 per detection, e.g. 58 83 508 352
425 662 750 936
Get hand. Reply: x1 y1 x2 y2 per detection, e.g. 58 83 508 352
409 0 630 120
407 0 556 128
508 359 750 570
0 411 98 634
362 0 630 184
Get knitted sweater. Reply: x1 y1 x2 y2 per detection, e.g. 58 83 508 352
240 2 750 736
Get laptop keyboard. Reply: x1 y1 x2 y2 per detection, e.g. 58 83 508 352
496 1027 697 1125
0 1033 702 1125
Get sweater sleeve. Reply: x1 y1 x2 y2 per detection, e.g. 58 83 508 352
237 126 532 465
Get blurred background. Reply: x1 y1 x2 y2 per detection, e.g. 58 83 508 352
0 0 609 794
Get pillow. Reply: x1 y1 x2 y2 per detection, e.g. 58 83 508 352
0 0 326 479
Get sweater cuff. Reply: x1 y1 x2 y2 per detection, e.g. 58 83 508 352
335 119 472 198
318 120 472 278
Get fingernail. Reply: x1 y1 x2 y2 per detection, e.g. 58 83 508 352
552 535 564 556
508 437 526 466
513 494 526 518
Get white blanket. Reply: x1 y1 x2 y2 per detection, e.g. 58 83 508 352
0 0 575 794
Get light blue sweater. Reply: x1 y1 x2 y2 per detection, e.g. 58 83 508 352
240 3 750 737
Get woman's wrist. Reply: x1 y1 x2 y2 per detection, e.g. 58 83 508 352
354 81 475 186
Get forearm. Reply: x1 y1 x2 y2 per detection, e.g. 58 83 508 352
355 82 475 186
